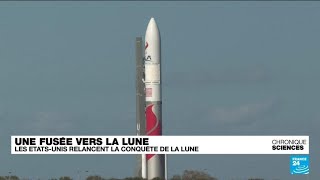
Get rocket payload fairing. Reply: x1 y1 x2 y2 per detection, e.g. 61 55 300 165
144 17 165 179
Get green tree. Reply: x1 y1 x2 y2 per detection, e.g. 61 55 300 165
59 176 72 180
151 178 165 180
86 176 105 180
123 177 146 180
1 176 19 180
182 170 217 180
10 176 19 180
170 175 182 180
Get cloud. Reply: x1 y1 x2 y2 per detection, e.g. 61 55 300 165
207 99 277 126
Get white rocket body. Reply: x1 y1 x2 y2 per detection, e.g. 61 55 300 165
144 17 165 179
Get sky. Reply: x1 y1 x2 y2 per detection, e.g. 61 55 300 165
0 1 319 180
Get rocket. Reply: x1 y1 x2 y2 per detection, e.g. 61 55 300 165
144 17 165 179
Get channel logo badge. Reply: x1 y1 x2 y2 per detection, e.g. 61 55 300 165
290 155 309 174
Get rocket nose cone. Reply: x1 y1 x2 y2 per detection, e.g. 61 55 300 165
149 17 156 24
147 17 159 31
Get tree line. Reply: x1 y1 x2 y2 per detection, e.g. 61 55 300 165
0 170 265 180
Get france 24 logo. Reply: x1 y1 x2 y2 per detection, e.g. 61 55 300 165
290 155 309 174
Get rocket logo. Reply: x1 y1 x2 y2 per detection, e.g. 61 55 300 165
145 42 149 49
146 104 161 160
145 42 151 61
146 55 151 61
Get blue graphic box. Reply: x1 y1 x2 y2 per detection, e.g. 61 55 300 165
290 155 309 175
